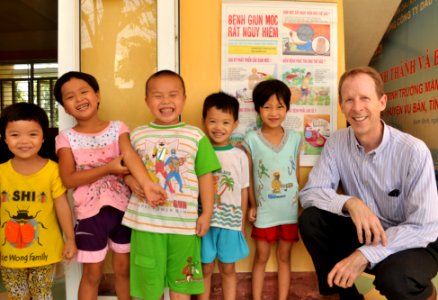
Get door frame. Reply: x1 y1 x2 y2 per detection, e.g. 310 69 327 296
58 2 179 299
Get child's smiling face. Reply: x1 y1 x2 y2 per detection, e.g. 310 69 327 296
203 107 238 147
60 78 100 122
146 75 186 125
4 120 44 161
259 94 287 130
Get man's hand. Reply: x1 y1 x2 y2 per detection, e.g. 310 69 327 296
328 250 368 289
344 197 388 246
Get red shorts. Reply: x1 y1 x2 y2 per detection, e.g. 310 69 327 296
251 224 299 244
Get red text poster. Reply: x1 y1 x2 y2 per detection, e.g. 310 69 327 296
370 0 438 185
221 1 338 166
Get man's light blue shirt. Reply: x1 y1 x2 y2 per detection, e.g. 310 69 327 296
300 122 438 267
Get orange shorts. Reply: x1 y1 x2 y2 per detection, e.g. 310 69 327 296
251 224 299 244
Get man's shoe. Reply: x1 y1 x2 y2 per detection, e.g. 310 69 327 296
339 286 364 300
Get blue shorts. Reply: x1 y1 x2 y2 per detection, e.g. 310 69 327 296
75 206 131 263
201 227 249 264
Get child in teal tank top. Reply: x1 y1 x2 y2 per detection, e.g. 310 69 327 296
243 79 302 300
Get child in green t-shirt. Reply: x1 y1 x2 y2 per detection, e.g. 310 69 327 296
123 70 221 300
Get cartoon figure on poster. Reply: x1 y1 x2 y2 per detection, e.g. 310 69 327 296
301 72 312 102
283 68 314 104
303 115 330 155
313 36 330 55
283 24 331 56
284 26 313 53
282 68 331 106
236 67 274 104
234 68 270 104
248 67 264 90
235 87 251 103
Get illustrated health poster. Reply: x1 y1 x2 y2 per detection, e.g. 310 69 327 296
221 1 338 166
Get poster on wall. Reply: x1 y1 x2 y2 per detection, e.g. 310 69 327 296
221 0 338 166
369 0 438 185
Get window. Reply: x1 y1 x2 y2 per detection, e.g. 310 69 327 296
0 63 59 127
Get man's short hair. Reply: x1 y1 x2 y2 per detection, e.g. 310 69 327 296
338 66 384 104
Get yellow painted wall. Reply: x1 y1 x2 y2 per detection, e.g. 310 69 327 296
81 0 157 130
180 0 346 272
81 0 347 274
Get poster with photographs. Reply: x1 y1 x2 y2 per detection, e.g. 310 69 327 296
222 1 338 166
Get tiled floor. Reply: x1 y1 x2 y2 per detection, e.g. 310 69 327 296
0 274 435 299
358 273 438 300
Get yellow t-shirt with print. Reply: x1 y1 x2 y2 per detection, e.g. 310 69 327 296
0 159 66 268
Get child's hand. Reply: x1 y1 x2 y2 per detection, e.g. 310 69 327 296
241 220 248 238
62 239 77 261
248 207 257 222
196 213 211 237
107 155 130 175
124 175 145 199
142 182 167 208
234 141 244 150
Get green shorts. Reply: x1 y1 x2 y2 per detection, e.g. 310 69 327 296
130 230 204 299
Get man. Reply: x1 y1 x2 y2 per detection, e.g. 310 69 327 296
299 66 438 300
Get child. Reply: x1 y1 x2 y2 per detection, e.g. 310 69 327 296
53 71 166 300
122 70 221 300
198 92 250 300
301 72 312 102
0 102 77 299
243 79 301 300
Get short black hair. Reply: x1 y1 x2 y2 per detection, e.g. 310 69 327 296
202 92 239 121
145 70 186 96
252 79 291 113
0 102 55 162
0 102 49 140
54 71 100 106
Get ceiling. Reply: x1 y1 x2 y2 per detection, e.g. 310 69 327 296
0 0 57 62
0 0 401 69
343 0 401 69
